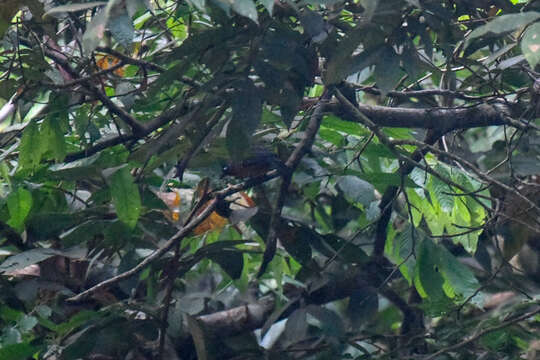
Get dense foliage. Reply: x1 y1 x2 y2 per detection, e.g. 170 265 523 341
0 0 539 359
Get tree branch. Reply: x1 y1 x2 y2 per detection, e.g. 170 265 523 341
423 303 540 360
257 89 331 277
320 99 533 131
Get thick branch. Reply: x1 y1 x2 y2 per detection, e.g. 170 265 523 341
323 100 531 131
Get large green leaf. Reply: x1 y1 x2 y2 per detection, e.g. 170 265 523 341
336 175 375 206
231 0 258 23
208 249 244 279
109 13 134 48
106 166 141 229
466 12 540 45
521 22 540 68
373 46 401 96
0 248 61 274
6 187 32 231
81 0 123 54
18 120 44 169
438 246 479 301
0 342 38 360
414 238 447 302
41 116 67 162
226 80 262 160
385 224 416 283
325 45 383 85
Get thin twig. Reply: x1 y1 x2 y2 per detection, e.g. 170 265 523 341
257 88 331 277
423 304 540 360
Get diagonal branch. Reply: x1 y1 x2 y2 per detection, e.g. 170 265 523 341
67 170 284 302
257 89 331 277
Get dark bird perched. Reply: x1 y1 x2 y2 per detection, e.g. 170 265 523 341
221 151 286 179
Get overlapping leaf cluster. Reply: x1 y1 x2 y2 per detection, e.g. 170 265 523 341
0 0 539 359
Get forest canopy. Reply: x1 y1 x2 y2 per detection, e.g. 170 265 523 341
0 0 539 359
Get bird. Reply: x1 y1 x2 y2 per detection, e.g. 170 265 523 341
221 151 286 179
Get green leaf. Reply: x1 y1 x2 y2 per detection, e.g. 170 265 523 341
83 13 107 54
166 17 188 41
18 120 44 169
82 6 111 54
19 315 38 332
6 187 32 231
321 115 370 137
109 13 134 48
279 226 313 265
521 22 540 68
62 326 99 360
414 238 446 302
325 45 383 85
126 0 151 17
208 249 244 279
226 81 262 160
385 224 416 283
438 246 479 300
337 175 375 206
428 165 454 213
0 342 37 360
466 12 540 45
319 128 344 146
106 166 141 228
282 309 308 346
55 310 101 337
231 0 258 23
0 248 61 274
374 47 401 96
42 116 67 162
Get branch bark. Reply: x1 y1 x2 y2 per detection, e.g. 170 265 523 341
321 99 532 131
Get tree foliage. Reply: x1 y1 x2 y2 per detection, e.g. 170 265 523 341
0 0 539 359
